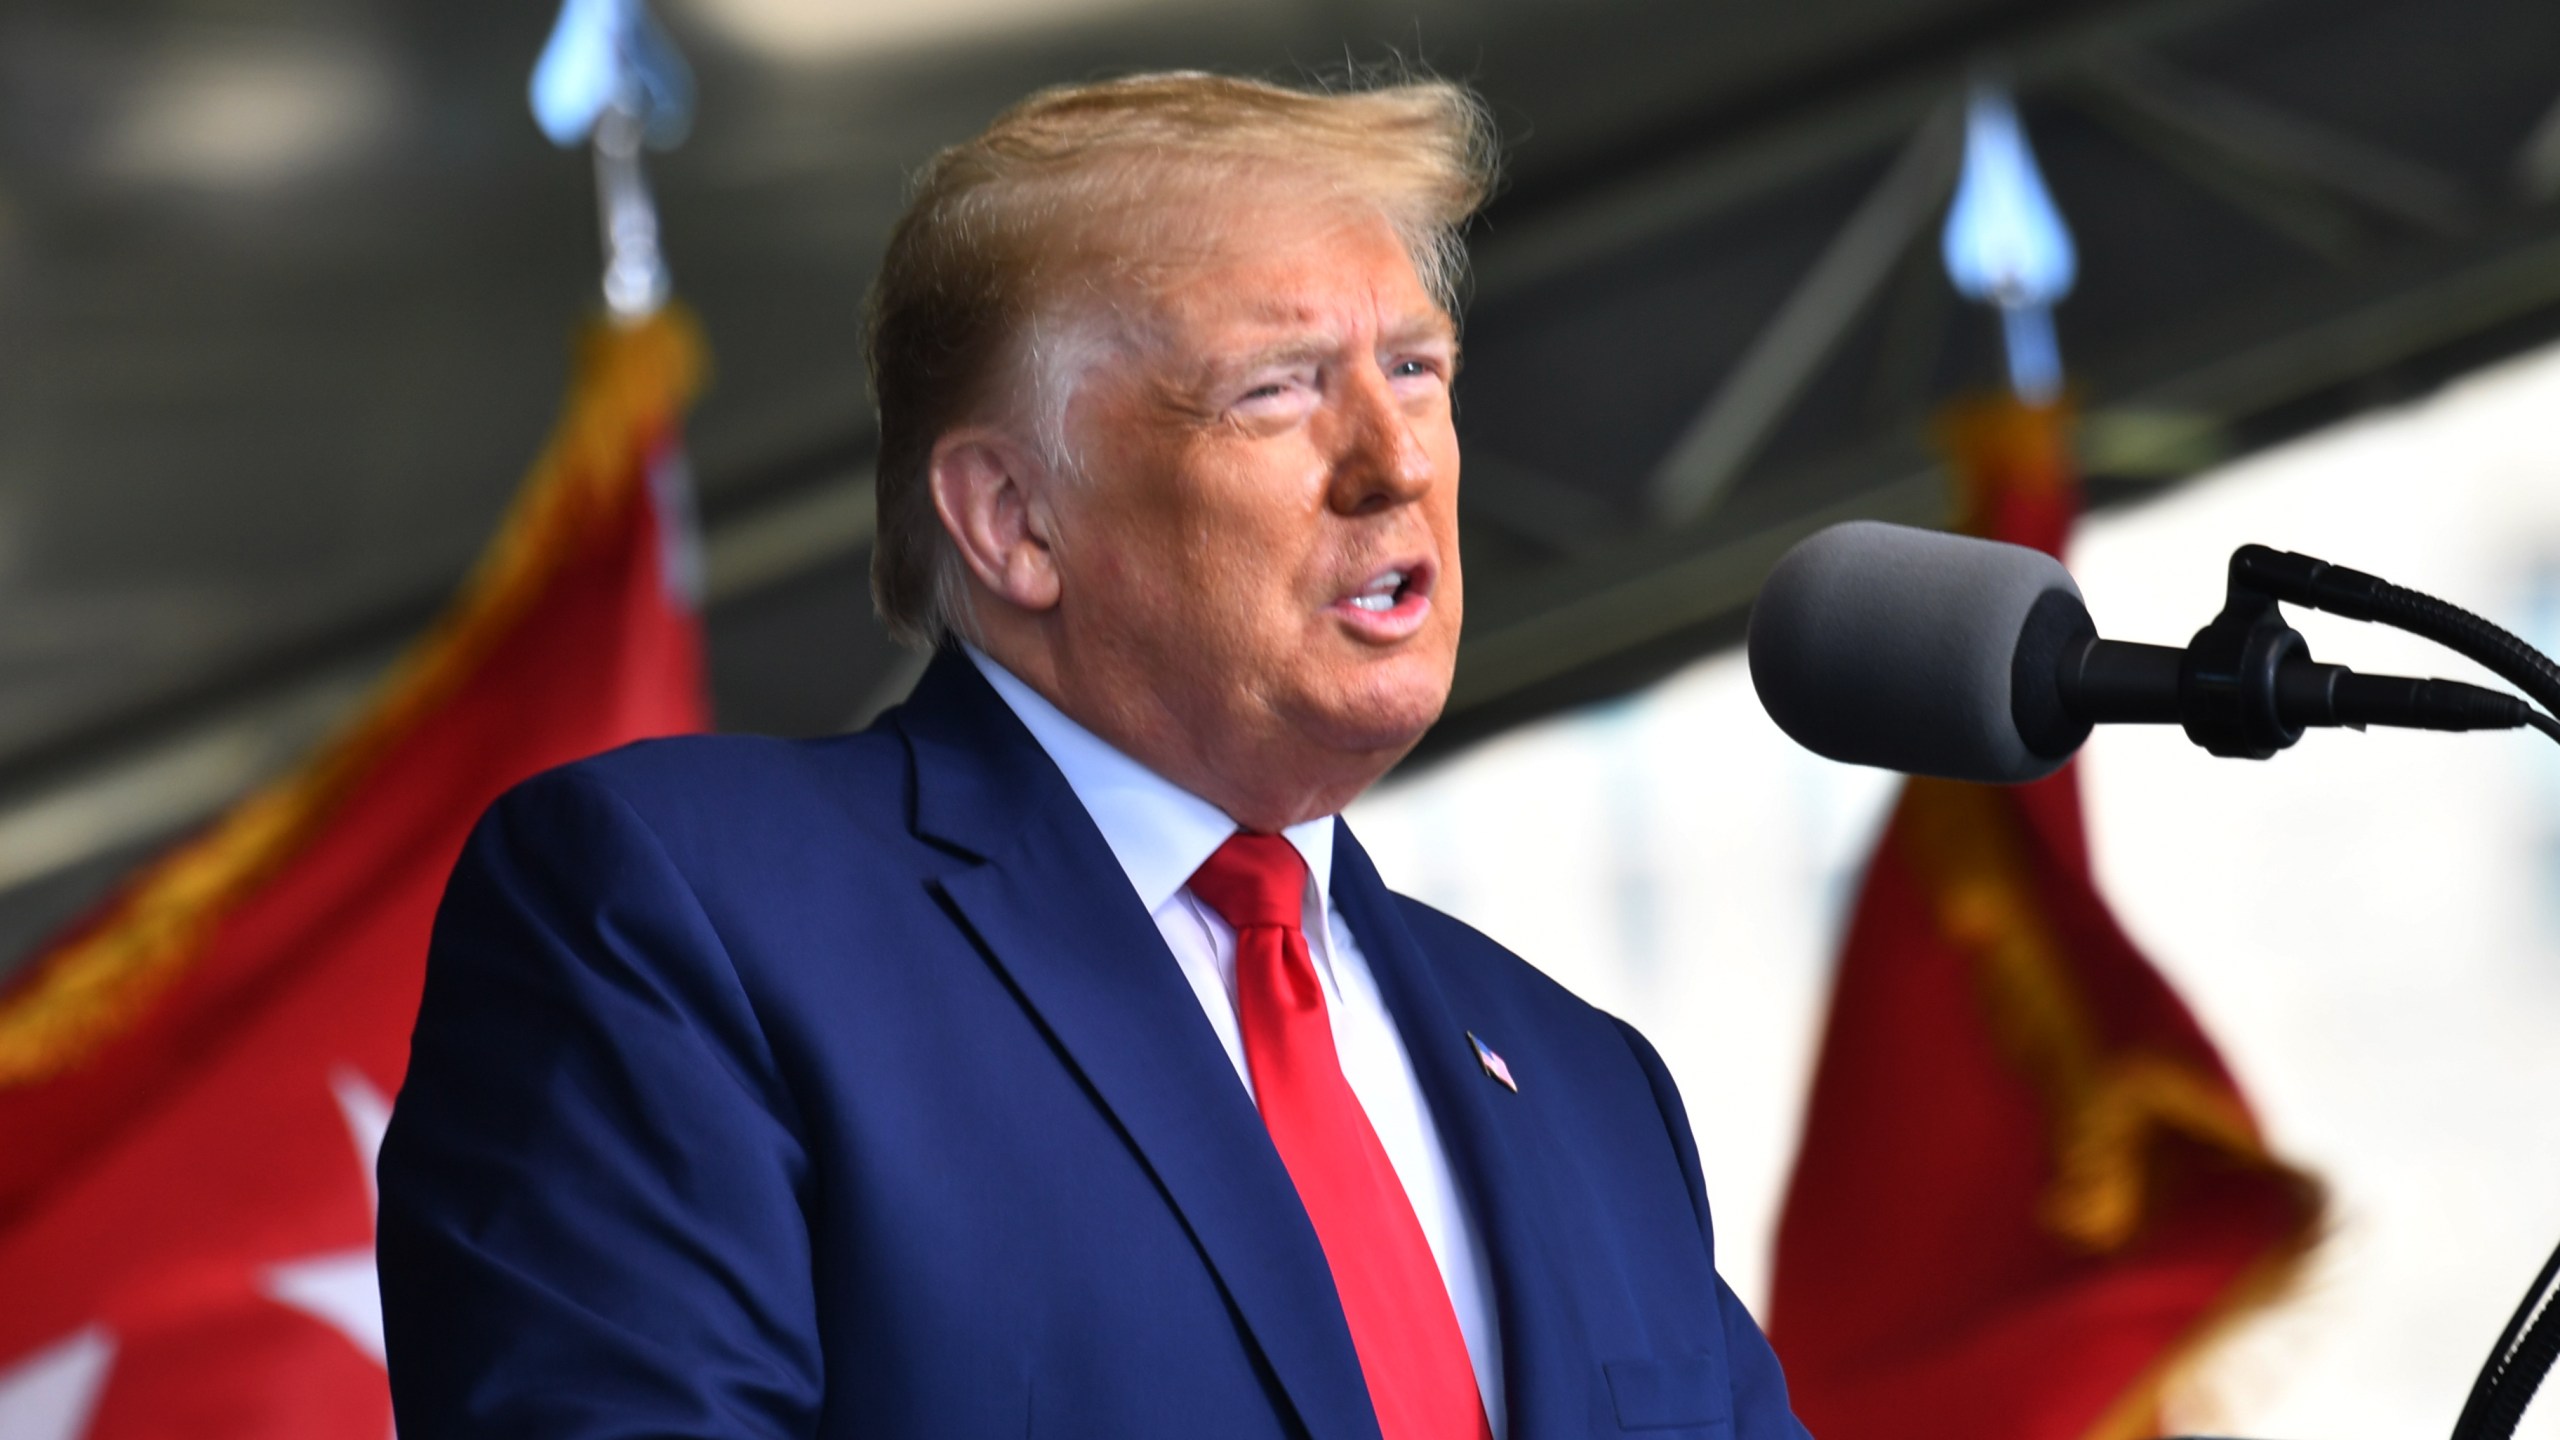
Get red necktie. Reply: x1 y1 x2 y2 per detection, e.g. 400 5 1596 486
1187 833 1494 1440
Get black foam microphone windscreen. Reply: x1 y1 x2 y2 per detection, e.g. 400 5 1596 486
1747 520 2085 783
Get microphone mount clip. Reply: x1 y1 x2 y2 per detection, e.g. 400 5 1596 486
2180 557 2317 760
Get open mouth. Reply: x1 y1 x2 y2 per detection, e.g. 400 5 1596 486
1330 559 1436 637
1346 568 1416 613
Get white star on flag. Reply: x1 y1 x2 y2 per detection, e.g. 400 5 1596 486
264 1067 394 1366
0 1326 115 1440
0 1066 396 1440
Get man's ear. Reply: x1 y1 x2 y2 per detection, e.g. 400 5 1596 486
929 426 1062 614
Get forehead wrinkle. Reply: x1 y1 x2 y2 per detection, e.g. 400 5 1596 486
1382 308 1458 347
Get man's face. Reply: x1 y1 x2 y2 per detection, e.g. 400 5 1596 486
1043 201 1463 813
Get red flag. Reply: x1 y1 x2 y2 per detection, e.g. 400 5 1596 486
0 311 710 1438
1767 395 2323 1440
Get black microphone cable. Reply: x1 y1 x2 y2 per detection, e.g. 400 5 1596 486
2229 546 2560 747
2452 1235 2560 1440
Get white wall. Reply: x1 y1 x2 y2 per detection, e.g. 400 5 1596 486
1349 345 2560 1440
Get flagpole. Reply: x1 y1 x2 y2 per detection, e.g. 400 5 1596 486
530 0 694 321
594 101 669 322
2000 302 2062 405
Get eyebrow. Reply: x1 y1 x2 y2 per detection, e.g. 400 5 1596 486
1200 313 1460 385
1217 339 1333 381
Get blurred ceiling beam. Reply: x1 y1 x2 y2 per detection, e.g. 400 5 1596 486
1456 452 1948 713
1469 0 2258 304
2075 77 2376 264
0 660 376 895
2081 47 2479 237
2515 92 2560 201
696 466 876 599
1646 104 1960 526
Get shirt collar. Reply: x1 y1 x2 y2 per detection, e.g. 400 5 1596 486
965 645 1335 916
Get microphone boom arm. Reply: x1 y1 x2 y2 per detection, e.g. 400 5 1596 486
2232 546 2560 720
2042 545 2560 759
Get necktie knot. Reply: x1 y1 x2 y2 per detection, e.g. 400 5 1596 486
1187 832 1307 933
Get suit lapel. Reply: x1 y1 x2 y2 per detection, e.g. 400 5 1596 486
1330 824 1589 1440
894 652 1382 1440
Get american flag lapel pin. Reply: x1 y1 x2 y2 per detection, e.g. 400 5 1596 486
1467 1032 1518 1093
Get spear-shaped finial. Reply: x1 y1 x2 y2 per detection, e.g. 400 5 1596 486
1942 84 2077 403
531 0 695 320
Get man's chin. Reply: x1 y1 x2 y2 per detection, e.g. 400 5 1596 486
1294 664 1452 761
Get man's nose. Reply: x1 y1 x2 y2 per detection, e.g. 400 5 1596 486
1324 363 1437 517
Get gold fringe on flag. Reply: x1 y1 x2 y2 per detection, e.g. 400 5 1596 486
1893 777 2315 1256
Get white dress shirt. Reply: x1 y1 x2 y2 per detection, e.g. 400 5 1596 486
967 647 1507 1437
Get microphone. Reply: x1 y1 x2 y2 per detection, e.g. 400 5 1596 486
1747 521 2540 783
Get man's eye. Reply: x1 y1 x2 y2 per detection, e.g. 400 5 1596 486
1235 372 1316 412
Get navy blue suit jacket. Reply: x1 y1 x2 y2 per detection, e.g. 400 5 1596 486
378 649 1809 1440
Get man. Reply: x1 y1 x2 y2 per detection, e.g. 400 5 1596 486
379 72 1808 1440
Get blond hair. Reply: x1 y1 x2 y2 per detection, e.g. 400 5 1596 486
864 70 1498 648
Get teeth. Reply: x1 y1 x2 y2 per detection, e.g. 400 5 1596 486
1348 569 1407 613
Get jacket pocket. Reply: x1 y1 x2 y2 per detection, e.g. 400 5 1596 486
1603 1353 1733 1435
